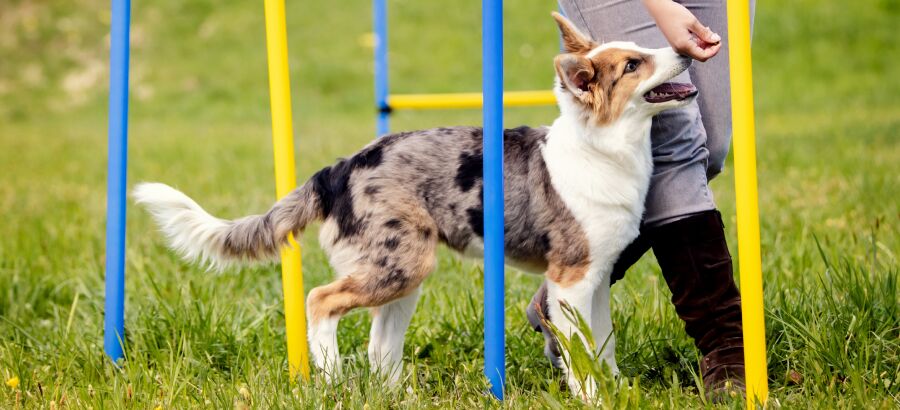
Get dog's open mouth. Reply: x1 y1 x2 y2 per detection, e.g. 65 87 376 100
644 83 698 103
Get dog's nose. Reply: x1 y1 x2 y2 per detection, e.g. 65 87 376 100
666 47 693 67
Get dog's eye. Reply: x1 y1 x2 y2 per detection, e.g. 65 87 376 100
624 59 640 73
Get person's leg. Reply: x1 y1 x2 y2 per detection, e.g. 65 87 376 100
648 210 745 396
528 0 746 395
668 1 755 396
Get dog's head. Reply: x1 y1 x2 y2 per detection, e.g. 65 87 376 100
551 12 698 126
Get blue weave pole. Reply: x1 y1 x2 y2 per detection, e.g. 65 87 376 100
104 0 131 362
373 0 389 136
482 0 505 400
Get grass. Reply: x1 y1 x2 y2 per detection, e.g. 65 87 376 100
1 0 898 408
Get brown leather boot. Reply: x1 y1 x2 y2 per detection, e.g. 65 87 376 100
648 210 745 398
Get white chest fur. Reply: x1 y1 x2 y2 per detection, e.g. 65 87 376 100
541 114 654 284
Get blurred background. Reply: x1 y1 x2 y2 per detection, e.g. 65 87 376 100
0 0 897 407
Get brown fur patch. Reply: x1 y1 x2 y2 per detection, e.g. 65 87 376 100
588 48 655 125
556 48 656 126
307 278 365 324
308 259 431 324
545 262 591 288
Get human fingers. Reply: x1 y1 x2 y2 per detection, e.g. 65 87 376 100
690 19 721 45
686 40 722 62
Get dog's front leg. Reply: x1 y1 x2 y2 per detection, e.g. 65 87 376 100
547 276 600 401
368 287 421 386
591 275 619 375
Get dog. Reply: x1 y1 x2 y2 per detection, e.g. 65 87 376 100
133 12 697 399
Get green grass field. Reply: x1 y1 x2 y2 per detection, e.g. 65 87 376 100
1 0 898 408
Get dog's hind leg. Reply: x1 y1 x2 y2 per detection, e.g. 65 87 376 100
307 277 361 381
368 286 421 385
310 202 437 384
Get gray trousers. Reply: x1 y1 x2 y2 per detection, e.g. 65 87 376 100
558 0 755 226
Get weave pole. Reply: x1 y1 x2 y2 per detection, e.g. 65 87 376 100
374 0 390 136
482 0 505 400
103 0 131 362
263 0 310 381
726 0 768 406
388 90 555 110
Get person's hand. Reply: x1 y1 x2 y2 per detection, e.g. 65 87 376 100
642 0 722 61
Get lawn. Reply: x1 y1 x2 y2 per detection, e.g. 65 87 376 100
1 0 898 408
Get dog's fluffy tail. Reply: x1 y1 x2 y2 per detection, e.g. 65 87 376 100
132 182 321 269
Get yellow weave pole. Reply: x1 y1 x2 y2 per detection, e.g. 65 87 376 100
388 90 556 110
727 0 768 406
264 0 310 381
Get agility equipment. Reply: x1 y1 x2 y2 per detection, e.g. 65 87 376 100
727 0 768 405
481 0 506 399
103 0 310 379
388 90 556 111
103 0 130 362
263 0 311 381
103 0 767 401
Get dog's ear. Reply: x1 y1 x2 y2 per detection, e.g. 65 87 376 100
552 11 594 54
555 53 595 100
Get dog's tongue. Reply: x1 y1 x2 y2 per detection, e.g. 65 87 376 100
644 82 698 103
653 83 694 95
